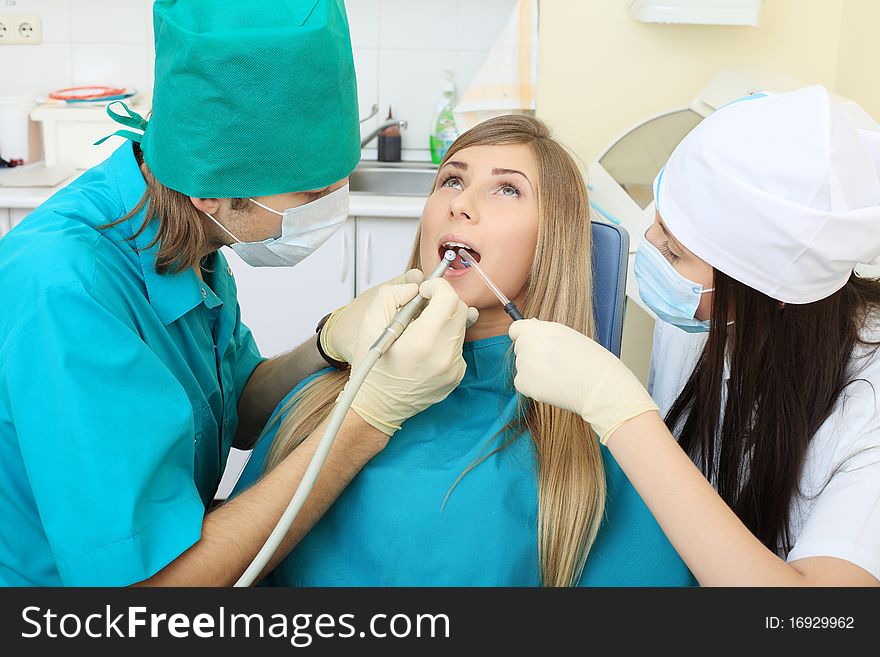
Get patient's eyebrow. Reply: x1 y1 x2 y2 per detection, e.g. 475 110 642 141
444 161 468 171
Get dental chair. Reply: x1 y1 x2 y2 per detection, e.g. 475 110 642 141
591 221 629 357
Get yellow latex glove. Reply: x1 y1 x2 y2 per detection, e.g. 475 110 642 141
320 269 426 365
508 318 658 444
349 278 479 436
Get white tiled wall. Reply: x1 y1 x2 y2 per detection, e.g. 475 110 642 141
0 0 154 100
364 0 517 153
1 0 517 157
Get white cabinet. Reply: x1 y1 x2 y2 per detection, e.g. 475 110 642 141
0 208 29 238
10 208 28 230
355 216 421 292
225 218 357 357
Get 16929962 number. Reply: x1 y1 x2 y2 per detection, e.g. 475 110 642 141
790 617 854 629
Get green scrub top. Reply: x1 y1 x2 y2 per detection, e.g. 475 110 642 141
234 335 695 586
0 143 265 586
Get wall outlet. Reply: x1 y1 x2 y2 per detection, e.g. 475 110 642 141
0 14 42 45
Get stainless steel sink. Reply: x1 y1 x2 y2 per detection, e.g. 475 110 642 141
349 161 438 197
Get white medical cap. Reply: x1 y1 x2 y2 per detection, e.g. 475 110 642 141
654 85 880 304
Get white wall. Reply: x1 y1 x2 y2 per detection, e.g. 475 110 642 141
348 0 516 154
0 0 517 158
0 0 155 102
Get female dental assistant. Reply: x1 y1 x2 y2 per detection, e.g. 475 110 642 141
0 0 473 586
509 86 880 586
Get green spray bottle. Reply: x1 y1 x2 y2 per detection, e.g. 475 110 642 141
429 70 459 164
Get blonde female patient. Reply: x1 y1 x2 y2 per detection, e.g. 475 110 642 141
232 115 694 586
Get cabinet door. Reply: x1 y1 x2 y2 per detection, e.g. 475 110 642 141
225 218 356 358
0 208 33 238
355 216 421 295
10 208 30 229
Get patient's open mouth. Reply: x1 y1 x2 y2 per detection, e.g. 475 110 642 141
438 240 481 270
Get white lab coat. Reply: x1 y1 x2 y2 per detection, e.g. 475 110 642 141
648 318 880 580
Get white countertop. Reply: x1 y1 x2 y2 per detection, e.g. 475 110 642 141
0 168 83 208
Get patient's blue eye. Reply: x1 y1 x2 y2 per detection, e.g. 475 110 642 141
440 175 463 190
499 183 520 197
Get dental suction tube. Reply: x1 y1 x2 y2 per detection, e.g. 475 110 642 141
235 250 457 587
457 248 524 321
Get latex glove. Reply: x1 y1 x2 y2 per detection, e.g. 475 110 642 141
349 278 479 435
508 318 658 444
320 269 426 365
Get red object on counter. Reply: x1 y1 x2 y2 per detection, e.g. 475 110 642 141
48 86 128 101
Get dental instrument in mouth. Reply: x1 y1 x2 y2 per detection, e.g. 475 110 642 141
456 248 525 321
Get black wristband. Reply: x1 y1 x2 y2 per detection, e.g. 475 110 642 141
315 313 349 370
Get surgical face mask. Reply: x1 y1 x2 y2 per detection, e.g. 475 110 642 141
204 184 349 267
634 234 714 333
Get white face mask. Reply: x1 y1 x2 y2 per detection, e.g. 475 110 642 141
205 184 349 267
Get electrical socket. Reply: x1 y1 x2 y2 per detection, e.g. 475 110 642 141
0 14 42 45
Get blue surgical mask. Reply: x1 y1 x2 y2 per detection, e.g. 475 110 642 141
205 184 349 267
635 234 714 333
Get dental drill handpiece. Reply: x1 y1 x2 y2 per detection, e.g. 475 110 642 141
235 250 457 587
370 250 457 355
457 248 525 321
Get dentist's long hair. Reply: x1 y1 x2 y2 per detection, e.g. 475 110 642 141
262 115 605 587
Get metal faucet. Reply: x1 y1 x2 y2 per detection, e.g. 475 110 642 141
360 118 408 148
359 103 379 123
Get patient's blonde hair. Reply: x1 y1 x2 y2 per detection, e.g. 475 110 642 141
262 115 605 587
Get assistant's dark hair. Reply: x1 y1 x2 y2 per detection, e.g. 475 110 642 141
665 271 880 554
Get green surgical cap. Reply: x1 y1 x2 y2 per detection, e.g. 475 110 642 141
141 0 360 198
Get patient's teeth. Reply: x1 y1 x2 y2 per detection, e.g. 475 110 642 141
442 241 473 250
